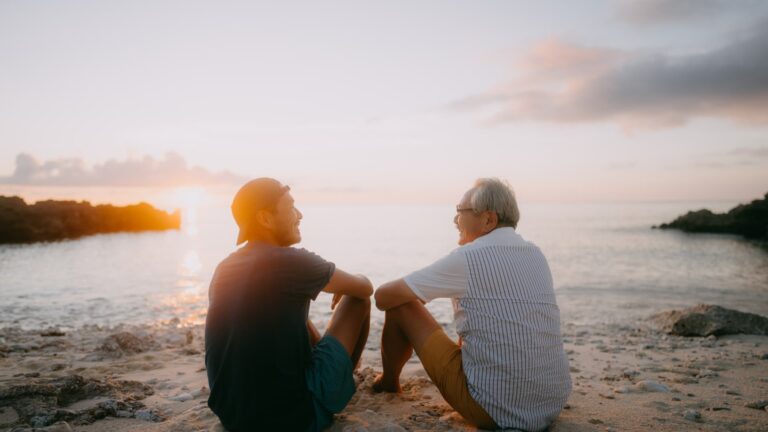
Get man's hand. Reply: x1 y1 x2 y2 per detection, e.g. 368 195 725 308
331 292 342 310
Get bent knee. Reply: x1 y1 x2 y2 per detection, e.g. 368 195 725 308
386 299 425 317
343 294 371 311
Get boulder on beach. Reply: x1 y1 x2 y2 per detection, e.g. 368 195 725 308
653 304 768 337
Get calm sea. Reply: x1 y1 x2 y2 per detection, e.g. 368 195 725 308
1 201 767 330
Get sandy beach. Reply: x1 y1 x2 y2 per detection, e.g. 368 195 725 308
1 311 767 432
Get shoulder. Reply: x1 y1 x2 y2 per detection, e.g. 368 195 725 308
468 227 530 249
280 247 328 264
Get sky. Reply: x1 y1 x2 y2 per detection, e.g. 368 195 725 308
1 0 767 205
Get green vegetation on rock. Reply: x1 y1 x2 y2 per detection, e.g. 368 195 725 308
655 192 768 240
0 196 181 244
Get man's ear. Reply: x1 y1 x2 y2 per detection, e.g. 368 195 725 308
254 209 274 231
483 211 499 232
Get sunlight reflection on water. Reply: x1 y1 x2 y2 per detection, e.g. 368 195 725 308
0 200 766 329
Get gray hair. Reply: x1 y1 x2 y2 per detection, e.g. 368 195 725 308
469 178 520 228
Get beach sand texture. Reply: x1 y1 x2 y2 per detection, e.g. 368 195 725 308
1 315 767 432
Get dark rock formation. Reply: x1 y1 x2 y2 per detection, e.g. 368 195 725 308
0 374 157 428
653 304 768 337
0 196 180 244
654 192 768 241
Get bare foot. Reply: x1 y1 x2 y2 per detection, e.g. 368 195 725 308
372 373 401 393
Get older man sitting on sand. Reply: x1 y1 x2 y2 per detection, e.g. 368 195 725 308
373 178 571 431
205 178 373 432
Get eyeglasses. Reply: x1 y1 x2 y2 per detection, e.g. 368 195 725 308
455 206 475 213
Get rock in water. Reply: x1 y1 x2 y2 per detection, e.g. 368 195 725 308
654 192 768 240
653 304 768 336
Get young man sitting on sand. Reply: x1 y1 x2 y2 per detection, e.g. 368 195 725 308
205 178 372 432
373 178 572 431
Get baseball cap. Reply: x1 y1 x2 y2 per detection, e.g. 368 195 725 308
231 178 290 245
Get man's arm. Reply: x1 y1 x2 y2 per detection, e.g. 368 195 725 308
323 268 373 299
374 278 422 311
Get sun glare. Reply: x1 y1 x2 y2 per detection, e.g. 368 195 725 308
168 187 206 236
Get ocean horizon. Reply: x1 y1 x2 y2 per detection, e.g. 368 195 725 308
1 199 767 331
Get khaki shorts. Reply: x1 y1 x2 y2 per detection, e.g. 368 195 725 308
415 329 499 430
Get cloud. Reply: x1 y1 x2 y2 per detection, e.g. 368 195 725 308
617 0 727 25
728 146 768 158
449 20 768 131
0 152 248 187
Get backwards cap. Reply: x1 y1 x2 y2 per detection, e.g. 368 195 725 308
231 178 290 245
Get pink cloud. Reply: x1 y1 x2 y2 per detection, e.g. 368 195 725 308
449 20 768 131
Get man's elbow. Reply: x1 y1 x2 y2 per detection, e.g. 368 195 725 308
360 277 374 297
357 275 373 298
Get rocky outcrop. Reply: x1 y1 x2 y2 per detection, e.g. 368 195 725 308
653 304 768 337
0 196 180 244
0 374 159 429
654 192 768 240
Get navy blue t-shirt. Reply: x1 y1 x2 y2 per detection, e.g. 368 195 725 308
205 242 335 431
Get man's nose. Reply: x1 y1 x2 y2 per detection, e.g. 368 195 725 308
296 208 303 220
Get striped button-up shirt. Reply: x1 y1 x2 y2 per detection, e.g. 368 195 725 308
404 227 571 431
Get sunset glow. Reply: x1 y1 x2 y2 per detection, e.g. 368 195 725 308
1 1 766 205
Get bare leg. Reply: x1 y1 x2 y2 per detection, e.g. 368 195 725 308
373 301 441 392
307 320 322 347
324 295 371 369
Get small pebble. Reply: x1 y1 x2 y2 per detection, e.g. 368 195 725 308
191 386 210 398
745 400 768 410
622 369 640 378
168 392 194 402
634 380 669 393
683 409 701 422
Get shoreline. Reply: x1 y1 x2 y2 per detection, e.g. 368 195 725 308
1 315 767 431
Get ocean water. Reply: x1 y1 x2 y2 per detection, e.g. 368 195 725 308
1 200 767 330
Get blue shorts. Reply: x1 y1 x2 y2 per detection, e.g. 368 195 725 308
304 335 356 431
